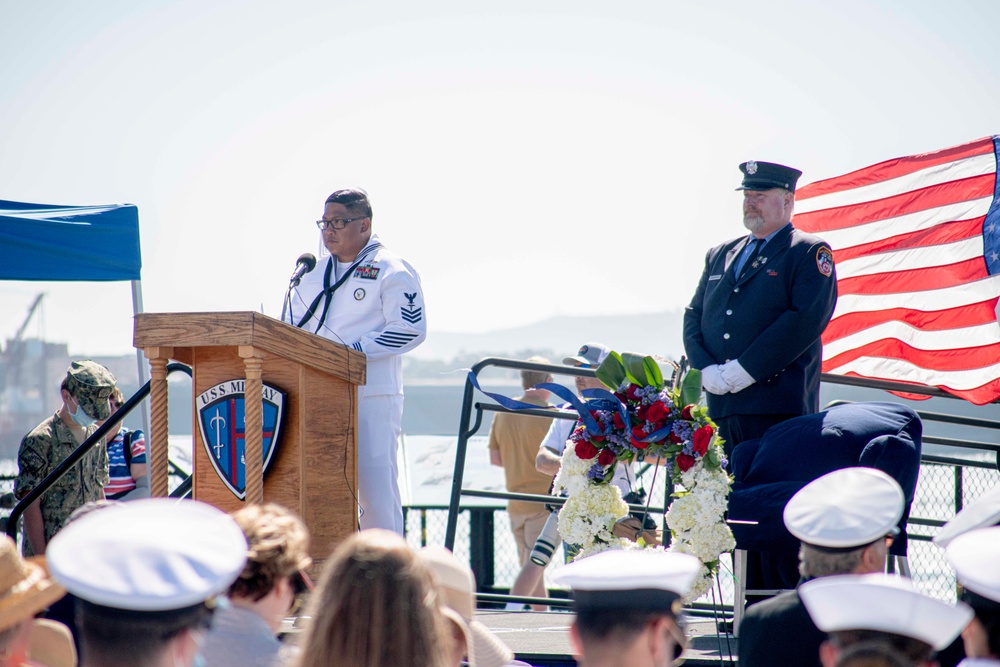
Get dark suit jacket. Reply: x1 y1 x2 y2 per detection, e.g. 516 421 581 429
739 588 825 667
683 223 837 419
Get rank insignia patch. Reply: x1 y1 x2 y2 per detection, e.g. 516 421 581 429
816 246 835 277
354 265 380 280
401 292 422 324
197 380 286 500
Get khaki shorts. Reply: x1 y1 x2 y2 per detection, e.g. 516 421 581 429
509 509 553 566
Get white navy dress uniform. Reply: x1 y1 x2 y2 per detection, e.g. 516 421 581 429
285 233 426 534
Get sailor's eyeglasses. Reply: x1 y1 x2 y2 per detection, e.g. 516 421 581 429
316 217 366 231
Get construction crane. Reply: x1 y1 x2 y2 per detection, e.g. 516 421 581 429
1 293 45 393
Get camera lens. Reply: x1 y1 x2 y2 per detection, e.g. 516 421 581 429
529 512 562 566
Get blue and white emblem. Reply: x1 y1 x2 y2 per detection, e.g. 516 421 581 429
401 291 422 324
197 379 287 500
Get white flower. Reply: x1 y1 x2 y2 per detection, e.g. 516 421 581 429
558 483 627 549
554 411 734 606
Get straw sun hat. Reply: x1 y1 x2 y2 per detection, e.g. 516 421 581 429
0 536 65 633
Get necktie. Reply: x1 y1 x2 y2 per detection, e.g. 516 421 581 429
739 239 762 279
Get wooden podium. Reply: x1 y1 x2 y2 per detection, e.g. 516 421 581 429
133 311 366 556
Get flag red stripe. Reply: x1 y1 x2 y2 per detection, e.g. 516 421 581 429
832 218 985 263
836 258 988 297
830 371 1000 406
795 174 994 233
823 302 998 341
823 337 1000 373
797 137 996 201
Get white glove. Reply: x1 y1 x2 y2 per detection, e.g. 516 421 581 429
720 360 756 393
701 364 731 395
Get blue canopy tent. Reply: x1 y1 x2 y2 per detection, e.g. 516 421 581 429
0 199 148 419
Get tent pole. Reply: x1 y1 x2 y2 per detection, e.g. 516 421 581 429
131 279 151 437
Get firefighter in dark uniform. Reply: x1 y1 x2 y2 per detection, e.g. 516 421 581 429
683 160 838 460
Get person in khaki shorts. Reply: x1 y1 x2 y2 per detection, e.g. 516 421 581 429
488 357 555 604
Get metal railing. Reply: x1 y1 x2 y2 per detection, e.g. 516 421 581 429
6 362 193 541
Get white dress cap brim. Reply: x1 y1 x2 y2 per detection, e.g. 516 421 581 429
945 526 1000 603
552 549 701 596
784 467 904 548
934 483 1000 548
799 573 973 650
47 498 248 611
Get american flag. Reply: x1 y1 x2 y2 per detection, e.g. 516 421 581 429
793 136 1000 405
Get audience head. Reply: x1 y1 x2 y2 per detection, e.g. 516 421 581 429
784 467 904 579
520 357 553 392
47 498 247 667
295 529 451 667
800 573 973 667
0 536 65 666
834 639 922 667
946 526 1000 659
553 549 700 667
228 503 312 631
60 360 116 423
563 343 611 393
418 546 514 667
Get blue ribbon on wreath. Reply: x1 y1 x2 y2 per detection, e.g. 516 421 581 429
464 371 673 446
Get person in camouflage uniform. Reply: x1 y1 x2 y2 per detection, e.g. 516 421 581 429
14 360 116 556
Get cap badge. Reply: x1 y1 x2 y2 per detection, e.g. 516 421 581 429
746 160 758 175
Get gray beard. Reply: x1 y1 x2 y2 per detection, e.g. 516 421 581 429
743 213 764 233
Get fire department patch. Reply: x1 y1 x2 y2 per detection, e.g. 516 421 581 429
353 265 380 280
816 246 834 277
197 379 286 500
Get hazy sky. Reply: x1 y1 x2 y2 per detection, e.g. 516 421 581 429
2 0 998 358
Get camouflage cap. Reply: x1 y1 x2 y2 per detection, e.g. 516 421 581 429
65 361 117 420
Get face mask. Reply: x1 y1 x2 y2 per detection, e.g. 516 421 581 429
69 396 96 428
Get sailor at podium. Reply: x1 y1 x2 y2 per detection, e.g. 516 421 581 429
284 188 426 535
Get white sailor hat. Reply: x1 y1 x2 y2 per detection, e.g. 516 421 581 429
552 549 701 615
783 467 904 549
47 498 247 611
946 526 1000 604
934 484 1000 548
799 573 973 651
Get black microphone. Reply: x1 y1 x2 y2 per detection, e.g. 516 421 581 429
289 253 316 287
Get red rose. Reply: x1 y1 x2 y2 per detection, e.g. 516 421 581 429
626 384 641 401
612 412 626 429
575 440 599 460
591 435 606 443
668 432 683 444
614 391 627 402
647 401 668 423
631 425 650 449
589 410 601 422
693 425 714 456
598 449 616 466
676 453 696 472
636 404 650 421
681 404 696 420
